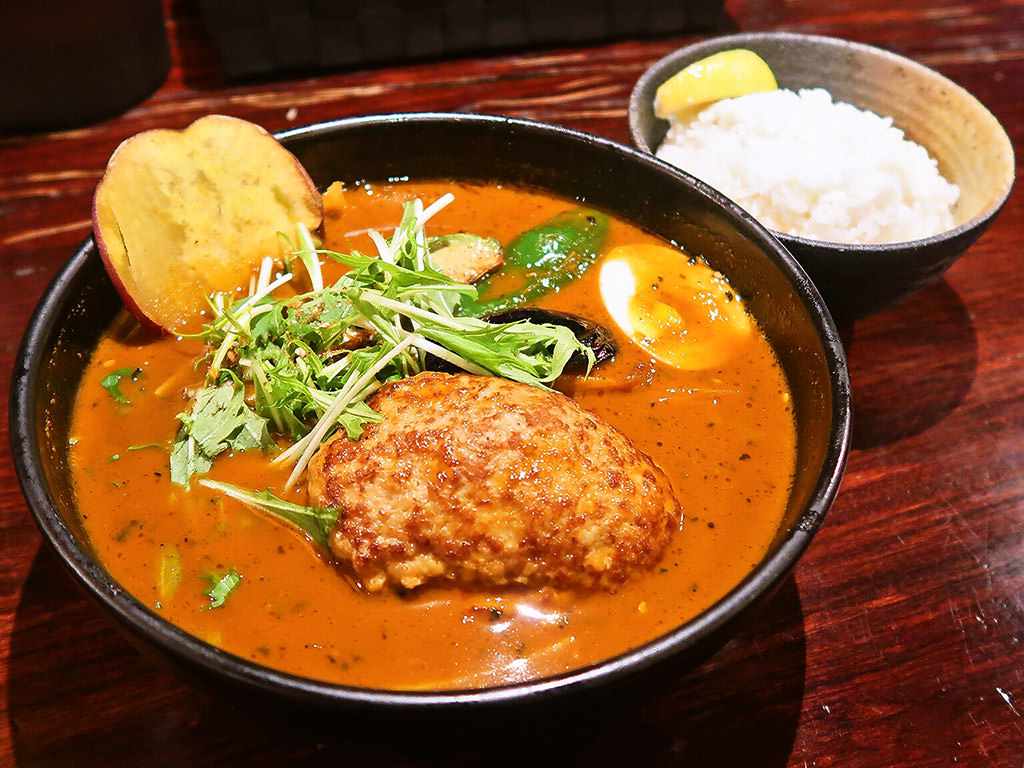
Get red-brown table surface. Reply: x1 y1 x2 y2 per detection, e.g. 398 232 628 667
2 1 1022 765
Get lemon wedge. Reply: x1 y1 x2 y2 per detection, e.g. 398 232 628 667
653 49 778 120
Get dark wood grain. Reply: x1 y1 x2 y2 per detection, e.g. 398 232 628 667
2 0 1023 765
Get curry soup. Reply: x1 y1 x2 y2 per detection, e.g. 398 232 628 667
69 180 796 690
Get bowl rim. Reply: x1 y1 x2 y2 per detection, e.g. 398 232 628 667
628 30 1016 252
10 111 852 712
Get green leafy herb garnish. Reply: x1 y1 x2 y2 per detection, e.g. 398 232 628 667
199 479 340 549
172 193 595 491
170 382 273 487
204 567 241 609
101 366 141 404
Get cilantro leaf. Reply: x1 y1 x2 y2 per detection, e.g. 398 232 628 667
100 366 141 404
204 568 241 609
170 382 273 486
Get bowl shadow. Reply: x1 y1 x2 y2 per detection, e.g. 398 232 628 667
842 279 977 450
9 543 808 767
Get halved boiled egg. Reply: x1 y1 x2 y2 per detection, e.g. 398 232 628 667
598 244 751 370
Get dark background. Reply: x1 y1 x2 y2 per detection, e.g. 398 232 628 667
1 0 1022 764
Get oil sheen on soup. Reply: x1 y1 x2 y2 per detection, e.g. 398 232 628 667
69 179 797 690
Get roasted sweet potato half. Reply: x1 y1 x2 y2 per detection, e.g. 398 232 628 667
92 114 323 334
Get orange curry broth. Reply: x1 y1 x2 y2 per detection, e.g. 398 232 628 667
69 180 796 690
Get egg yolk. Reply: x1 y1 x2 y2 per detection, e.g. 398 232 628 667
598 244 751 370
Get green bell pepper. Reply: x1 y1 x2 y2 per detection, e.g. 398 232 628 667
462 208 609 316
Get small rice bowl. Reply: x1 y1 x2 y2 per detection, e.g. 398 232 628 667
656 88 960 245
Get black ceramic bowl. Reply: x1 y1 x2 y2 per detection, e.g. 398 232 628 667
629 32 1016 322
11 113 851 717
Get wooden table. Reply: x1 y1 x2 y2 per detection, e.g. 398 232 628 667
2 0 1022 764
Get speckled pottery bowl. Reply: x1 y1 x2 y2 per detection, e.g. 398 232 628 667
629 32 1015 322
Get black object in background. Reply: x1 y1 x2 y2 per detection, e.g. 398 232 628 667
198 0 725 79
0 0 170 135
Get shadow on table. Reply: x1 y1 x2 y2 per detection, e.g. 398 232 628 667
841 279 977 450
9 544 807 767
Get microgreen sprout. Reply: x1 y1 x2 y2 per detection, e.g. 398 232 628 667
170 195 594 491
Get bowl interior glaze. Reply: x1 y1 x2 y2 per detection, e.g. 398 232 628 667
11 113 851 715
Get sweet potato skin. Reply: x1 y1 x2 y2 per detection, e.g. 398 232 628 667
93 114 322 334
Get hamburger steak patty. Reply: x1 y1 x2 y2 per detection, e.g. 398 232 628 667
308 372 681 592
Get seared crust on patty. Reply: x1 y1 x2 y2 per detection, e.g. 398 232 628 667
308 372 680 592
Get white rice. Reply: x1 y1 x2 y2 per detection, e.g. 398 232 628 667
655 88 960 245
